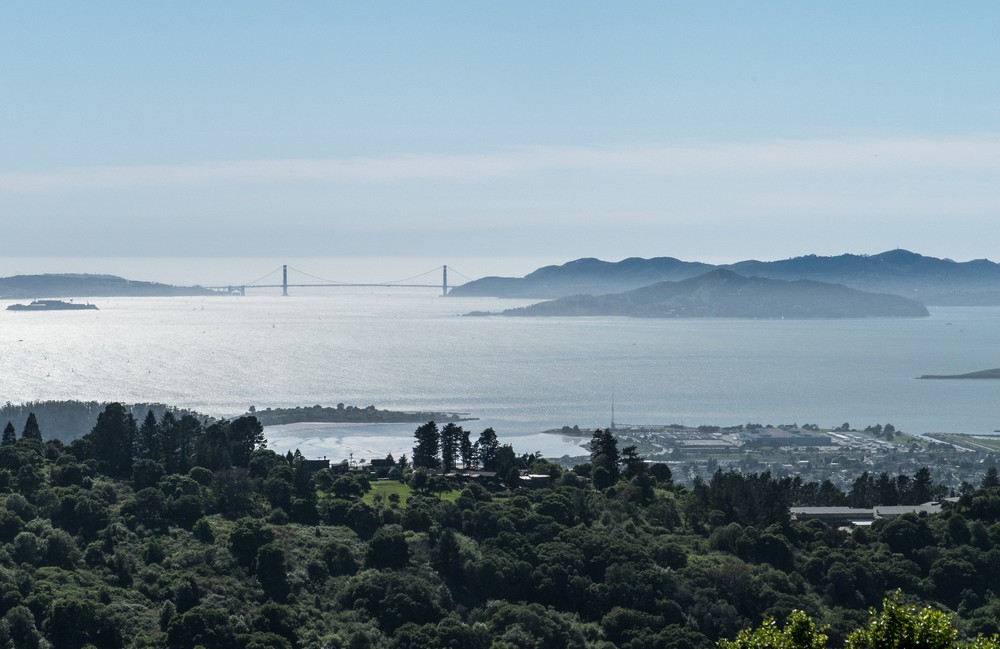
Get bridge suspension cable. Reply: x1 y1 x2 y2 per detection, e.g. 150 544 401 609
244 266 285 286
284 266 352 285
382 266 445 285
445 266 476 283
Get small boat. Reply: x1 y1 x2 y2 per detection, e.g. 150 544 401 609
6 299 99 311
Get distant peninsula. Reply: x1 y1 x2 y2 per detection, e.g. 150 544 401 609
0 273 215 298
473 269 930 319
917 369 1000 380
449 249 1000 306
248 404 475 426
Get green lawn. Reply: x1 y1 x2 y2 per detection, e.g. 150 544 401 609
362 480 463 507
363 480 414 506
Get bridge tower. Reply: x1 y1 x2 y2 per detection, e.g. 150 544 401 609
442 265 448 296
282 265 288 296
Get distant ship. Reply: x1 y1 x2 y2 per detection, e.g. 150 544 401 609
6 299 99 311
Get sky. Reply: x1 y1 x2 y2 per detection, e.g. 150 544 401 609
2 2 999 282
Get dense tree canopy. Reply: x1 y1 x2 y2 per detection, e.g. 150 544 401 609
0 411 997 649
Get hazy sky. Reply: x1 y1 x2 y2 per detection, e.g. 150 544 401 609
3 2 999 275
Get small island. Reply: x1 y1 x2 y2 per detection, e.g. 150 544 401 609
248 403 476 426
917 368 1000 380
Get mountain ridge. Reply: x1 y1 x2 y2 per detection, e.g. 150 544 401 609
484 269 930 319
449 249 1000 305
0 273 215 298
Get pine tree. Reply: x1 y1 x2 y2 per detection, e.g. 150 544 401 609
440 423 461 472
159 411 180 472
412 421 441 469
1 421 16 446
459 427 475 469
88 403 137 477
589 428 620 483
136 410 161 461
21 413 42 441
477 428 500 470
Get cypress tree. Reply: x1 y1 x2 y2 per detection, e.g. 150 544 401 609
21 413 42 441
1 421 16 446
412 421 440 469
136 410 161 461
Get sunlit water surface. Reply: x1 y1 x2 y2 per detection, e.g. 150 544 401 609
2 288 998 459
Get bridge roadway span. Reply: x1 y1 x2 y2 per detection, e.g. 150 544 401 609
207 265 459 296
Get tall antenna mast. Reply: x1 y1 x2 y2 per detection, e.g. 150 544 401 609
611 385 616 431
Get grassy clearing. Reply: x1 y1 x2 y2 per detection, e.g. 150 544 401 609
363 480 414 506
362 480 463 507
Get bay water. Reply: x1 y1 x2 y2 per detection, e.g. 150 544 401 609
2 272 998 461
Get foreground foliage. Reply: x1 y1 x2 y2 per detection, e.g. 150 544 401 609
1 406 999 649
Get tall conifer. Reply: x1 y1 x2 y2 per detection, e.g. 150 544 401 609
21 413 42 441
1 421 16 446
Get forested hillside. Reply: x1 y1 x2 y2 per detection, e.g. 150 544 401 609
0 407 998 648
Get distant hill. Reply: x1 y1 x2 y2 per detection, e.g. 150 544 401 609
450 256 714 298
484 269 930 319
0 273 215 298
450 250 1000 305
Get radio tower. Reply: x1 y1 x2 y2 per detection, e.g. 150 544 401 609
610 386 616 431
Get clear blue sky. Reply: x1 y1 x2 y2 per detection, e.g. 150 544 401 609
2 2 999 270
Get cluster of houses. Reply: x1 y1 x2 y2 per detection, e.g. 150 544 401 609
789 501 952 528
299 456 554 488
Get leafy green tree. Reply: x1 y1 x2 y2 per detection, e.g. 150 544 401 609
323 541 359 576
256 542 290 602
166 605 239 649
5 605 44 649
46 595 123 648
367 523 410 569
719 610 827 649
21 412 42 441
228 517 275 567
412 421 441 469
846 593 957 649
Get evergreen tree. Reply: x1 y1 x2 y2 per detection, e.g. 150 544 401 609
1 421 16 446
175 414 202 473
21 412 42 441
136 410 161 461
412 421 441 469
620 444 646 480
88 403 137 477
589 428 620 483
440 423 462 472
228 416 265 468
159 411 180 472
459 427 474 469
477 427 500 470
195 420 232 471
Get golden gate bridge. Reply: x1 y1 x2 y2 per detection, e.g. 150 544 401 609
206 264 474 296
